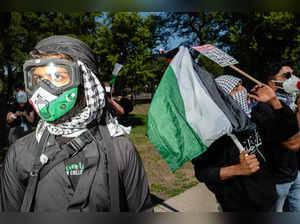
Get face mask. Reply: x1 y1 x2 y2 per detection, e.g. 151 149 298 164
23 58 81 121
232 89 251 117
29 87 78 121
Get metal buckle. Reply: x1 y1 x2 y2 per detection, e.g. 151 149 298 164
66 130 94 158
30 170 39 177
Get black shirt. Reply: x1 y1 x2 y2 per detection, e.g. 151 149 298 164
118 97 133 115
192 103 299 211
251 102 299 184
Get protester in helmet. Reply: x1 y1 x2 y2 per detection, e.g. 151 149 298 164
0 35 152 212
6 90 35 145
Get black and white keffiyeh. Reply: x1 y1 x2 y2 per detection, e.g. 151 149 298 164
276 91 297 112
36 61 130 142
232 89 252 117
215 75 252 117
215 75 241 95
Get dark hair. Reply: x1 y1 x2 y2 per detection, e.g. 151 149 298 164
33 35 99 75
29 50 72 61
263 60 294 82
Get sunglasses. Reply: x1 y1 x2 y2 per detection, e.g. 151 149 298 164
283 72 293 79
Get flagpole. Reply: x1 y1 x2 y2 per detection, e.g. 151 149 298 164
228 133 246 154
229 65 263 85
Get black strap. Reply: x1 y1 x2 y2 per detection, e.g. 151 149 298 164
21 129 50 212
39 128 96 181
98 125 120 212
21 123 120 212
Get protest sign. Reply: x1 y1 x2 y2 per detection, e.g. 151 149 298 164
192 44 238 67
193 44 262 85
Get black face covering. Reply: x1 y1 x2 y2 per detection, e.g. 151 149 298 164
34 35 99 75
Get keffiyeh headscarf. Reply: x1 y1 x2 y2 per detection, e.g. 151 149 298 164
36 61 130 142
34 35 130 141
215 75 241 95
215 75 252 117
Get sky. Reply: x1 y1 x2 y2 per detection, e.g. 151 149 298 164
139 12 185 52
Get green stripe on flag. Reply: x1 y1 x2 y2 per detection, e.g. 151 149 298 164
147 66 208 172
109 75 117 84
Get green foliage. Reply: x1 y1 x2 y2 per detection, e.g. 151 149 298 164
0 12 103 96
197 55 225 76
161 12 300 84
94 12 163 93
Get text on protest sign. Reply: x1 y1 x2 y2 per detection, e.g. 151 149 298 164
192 44 239 67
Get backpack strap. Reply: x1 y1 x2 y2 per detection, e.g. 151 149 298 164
98 125 120 212
21 129 50 212
39 128 96 181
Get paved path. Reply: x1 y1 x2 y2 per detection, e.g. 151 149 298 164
154 183 219 212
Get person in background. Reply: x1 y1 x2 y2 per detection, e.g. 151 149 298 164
6 90 35 145
103 81 125 116
192 75 299 212
265 62 300 212
103 82 133 127
266 62 297 111
117 92 134 127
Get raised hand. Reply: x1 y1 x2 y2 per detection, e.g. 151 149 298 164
248 84 277 103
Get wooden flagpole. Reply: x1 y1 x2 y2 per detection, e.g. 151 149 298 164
229 65 263 85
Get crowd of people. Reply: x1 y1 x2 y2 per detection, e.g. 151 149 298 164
0 35 299 212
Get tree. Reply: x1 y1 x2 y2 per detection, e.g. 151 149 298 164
0 12 103 148
160 12 300 87
0 12 103 98
159 12 236 76
94 12 164 97
224 12 300 83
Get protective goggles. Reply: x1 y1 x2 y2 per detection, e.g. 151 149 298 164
23 58 81 96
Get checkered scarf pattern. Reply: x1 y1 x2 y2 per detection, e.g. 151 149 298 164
215 75 251 117
232 89 252 117
276 91 297 112
36 60 105 141
215 75 241 95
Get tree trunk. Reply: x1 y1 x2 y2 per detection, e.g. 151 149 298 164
6 64 13 99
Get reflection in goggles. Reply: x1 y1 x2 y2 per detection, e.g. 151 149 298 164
33 62 70 87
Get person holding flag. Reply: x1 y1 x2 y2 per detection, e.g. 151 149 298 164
147 46 299 212
192 75 298 211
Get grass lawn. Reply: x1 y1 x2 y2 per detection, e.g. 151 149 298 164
129 103 198 201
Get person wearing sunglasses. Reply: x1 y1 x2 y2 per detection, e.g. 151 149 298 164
267 63 297 111
264 62 300 212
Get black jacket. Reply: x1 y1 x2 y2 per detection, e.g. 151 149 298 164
0 129 152 212
251 102 299 184
192 103 299 212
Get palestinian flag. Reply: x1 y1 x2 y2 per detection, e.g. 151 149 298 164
109 63 123 84
147 46 254 172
